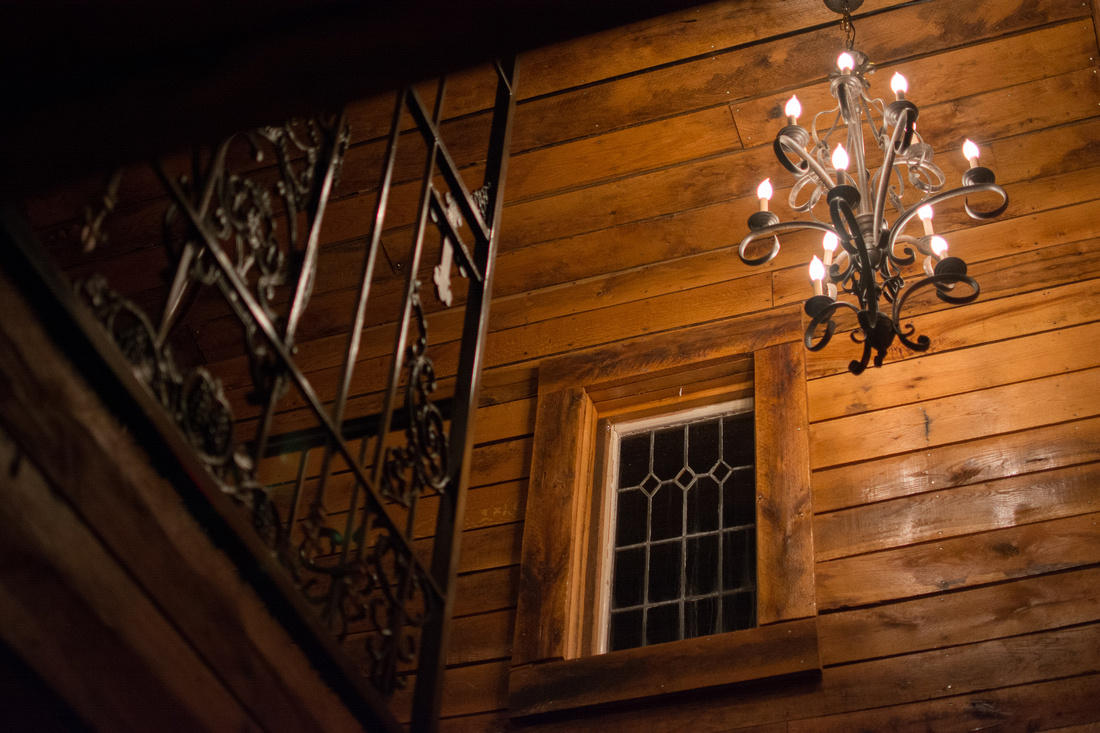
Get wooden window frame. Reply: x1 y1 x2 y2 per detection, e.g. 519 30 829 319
509 309 819 717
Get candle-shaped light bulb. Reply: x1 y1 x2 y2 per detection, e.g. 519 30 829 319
890 72 908 101
832 144 849 185
757 178 773 212
963 139 981 169
917 204 935 237
822 231 838 267
930 235 948 257
809 255 826 296
837 52 855 73
784 95 802 125
831 144 849 172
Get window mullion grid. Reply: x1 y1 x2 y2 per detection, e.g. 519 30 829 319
609 405 756 650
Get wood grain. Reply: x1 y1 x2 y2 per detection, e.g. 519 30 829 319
0 428 261 733
786 674 1100 733
816 512 1100 610
0 263 366 733
732 18 1097 144
509 618 820 718
814 462 1100 561
809 367 1100 470
512 387 597 666
807 321 1100 423
818 566 1100 665
472 623 1100 732
813 415 1100 514
538 307 801 394
15 0 1100 728
755 342 815 624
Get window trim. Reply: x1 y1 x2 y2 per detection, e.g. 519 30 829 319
510 308 818 717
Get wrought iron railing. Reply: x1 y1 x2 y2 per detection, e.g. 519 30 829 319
3 58 518 731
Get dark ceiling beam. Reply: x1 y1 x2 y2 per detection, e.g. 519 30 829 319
0 0 714 197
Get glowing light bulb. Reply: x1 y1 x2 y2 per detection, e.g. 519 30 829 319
831 144 849 186
930 235 949 257
831 144 849 171
757 178 773 212
918 204 935 236
784 95 802 124
809 255 826 295
890 72 908 101
963 139 981 169
837 52 855 72
822 231 838 267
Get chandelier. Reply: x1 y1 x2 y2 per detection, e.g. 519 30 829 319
737 0 1008 375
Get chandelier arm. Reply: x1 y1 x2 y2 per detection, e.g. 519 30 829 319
964 184 1010 220
738 220 840 266
776 133 837 188
863 94 888 149
904 151 946 195
804 298 861 352
884 233 919 268
830 194 881 326
884 183 1009 254
788 174 824 213
871 106 910 252
890 271 981 351
830 249 856 285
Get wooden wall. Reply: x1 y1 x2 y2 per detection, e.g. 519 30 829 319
398 0 1100 729
13 0 1100 730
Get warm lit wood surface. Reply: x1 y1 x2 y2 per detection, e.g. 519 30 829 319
13 0 1100 729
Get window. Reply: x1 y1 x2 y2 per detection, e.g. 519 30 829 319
602 402 758 653
509 310 819 717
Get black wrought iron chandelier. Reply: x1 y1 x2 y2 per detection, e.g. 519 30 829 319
737 0 1008 374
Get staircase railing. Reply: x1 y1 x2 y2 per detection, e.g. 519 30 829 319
0 57 518 732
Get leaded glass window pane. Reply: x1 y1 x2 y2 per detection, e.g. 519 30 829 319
607 406 756 652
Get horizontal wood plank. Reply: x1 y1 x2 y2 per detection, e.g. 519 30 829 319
818 566 1100 665
787 673 1100 733
807 320 1100 423
816 512 1100 610
539 307 801 393
503 623 1100 732
814 462 1100 561
813 416 1100 514
810 367 1100 470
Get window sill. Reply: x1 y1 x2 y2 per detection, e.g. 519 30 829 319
509 617 820 717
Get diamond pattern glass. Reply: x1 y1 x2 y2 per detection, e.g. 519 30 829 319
608 409 757 652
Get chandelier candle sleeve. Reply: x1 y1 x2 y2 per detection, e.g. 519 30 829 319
918 205 934 236
822 231 838 267
735 0 1010 375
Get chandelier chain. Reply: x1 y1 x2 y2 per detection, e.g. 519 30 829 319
841 1 856 51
